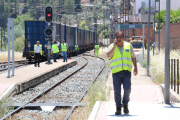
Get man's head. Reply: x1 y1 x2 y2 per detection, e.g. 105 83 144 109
37 41 40 46
62 40 65 43
54 41 57 44
115 31 124 46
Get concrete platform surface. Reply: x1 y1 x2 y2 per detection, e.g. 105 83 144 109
0 59 76 100
0 83 11 96
95 101 180 120
0 59 75 84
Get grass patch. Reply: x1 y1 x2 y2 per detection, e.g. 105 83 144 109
0 51 25 62
0 97 14 119
137 48 180 83
99 47 109 59
84 76 110 108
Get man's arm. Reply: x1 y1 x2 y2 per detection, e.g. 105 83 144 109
106 44 116 58
132 58 137 69
57 42 60 46
107 39 117 58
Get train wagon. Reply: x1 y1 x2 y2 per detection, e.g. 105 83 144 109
23 20 49 63
77 28 85 53
23 20 96 62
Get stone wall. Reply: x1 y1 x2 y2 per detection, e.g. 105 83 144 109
155 23 180 50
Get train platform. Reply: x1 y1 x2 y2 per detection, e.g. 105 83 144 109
89 63 180 120
0 59 77 100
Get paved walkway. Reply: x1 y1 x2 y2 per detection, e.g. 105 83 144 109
90 63 180 120
95 102 180 120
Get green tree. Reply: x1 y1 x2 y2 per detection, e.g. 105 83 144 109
155 8 180 29
14 14 33 28
64 0 75 12
13 14 33 39
15 0 20 14
14 35 25 52
4 35 25 52
14 25 24 39
79 20 89 30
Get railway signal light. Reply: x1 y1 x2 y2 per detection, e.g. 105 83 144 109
44 28 52 37
45 6 53 23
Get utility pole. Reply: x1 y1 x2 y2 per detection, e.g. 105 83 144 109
164 0 170 104
0 0 6 51
106 1 108 46
103 10 105 46
94 0 98 43
76 14 79 27
105 1 109 47
147 0 151 76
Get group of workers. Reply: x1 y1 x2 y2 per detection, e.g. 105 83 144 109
34 40 100 67
34 30 136 116
34 40 79 67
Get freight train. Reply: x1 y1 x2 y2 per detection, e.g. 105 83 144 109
23 20 97 63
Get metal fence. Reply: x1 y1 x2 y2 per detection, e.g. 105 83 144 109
170 59 180 94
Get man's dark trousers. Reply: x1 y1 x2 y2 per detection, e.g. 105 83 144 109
34 53 40 66
53 53 57 62
62 51 67 62
75 50 78 56
112 70 131 107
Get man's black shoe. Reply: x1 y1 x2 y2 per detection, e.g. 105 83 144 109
63 61 65 62
115 107 121 115
34 64 37 67
38 65 40 67
123 105 129 114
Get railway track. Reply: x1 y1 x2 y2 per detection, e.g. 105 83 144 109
1 54 106 120
0 60 29 73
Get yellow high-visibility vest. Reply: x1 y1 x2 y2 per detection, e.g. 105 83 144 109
61 43 67 51
34 44 42 55
110 42 132 74
52 44 59 53
75 45 79 51
94 45 99 53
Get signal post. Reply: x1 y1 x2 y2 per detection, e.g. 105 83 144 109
44 6 53 65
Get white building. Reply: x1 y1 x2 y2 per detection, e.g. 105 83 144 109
134 0 155 15
160 0 180 10
134 0 180 15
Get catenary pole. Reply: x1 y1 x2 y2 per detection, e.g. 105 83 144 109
164 0 170 104
147 0 151 76
143 24 145 59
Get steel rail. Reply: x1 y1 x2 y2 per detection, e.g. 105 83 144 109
0 60 29 72
1 57 88 120
64 54 106 120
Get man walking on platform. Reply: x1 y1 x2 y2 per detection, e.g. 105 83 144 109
75 44 79 56
106 31 138 115
61 40 68 62
51 41 60 62
94 43 99 58
34 41 42 67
